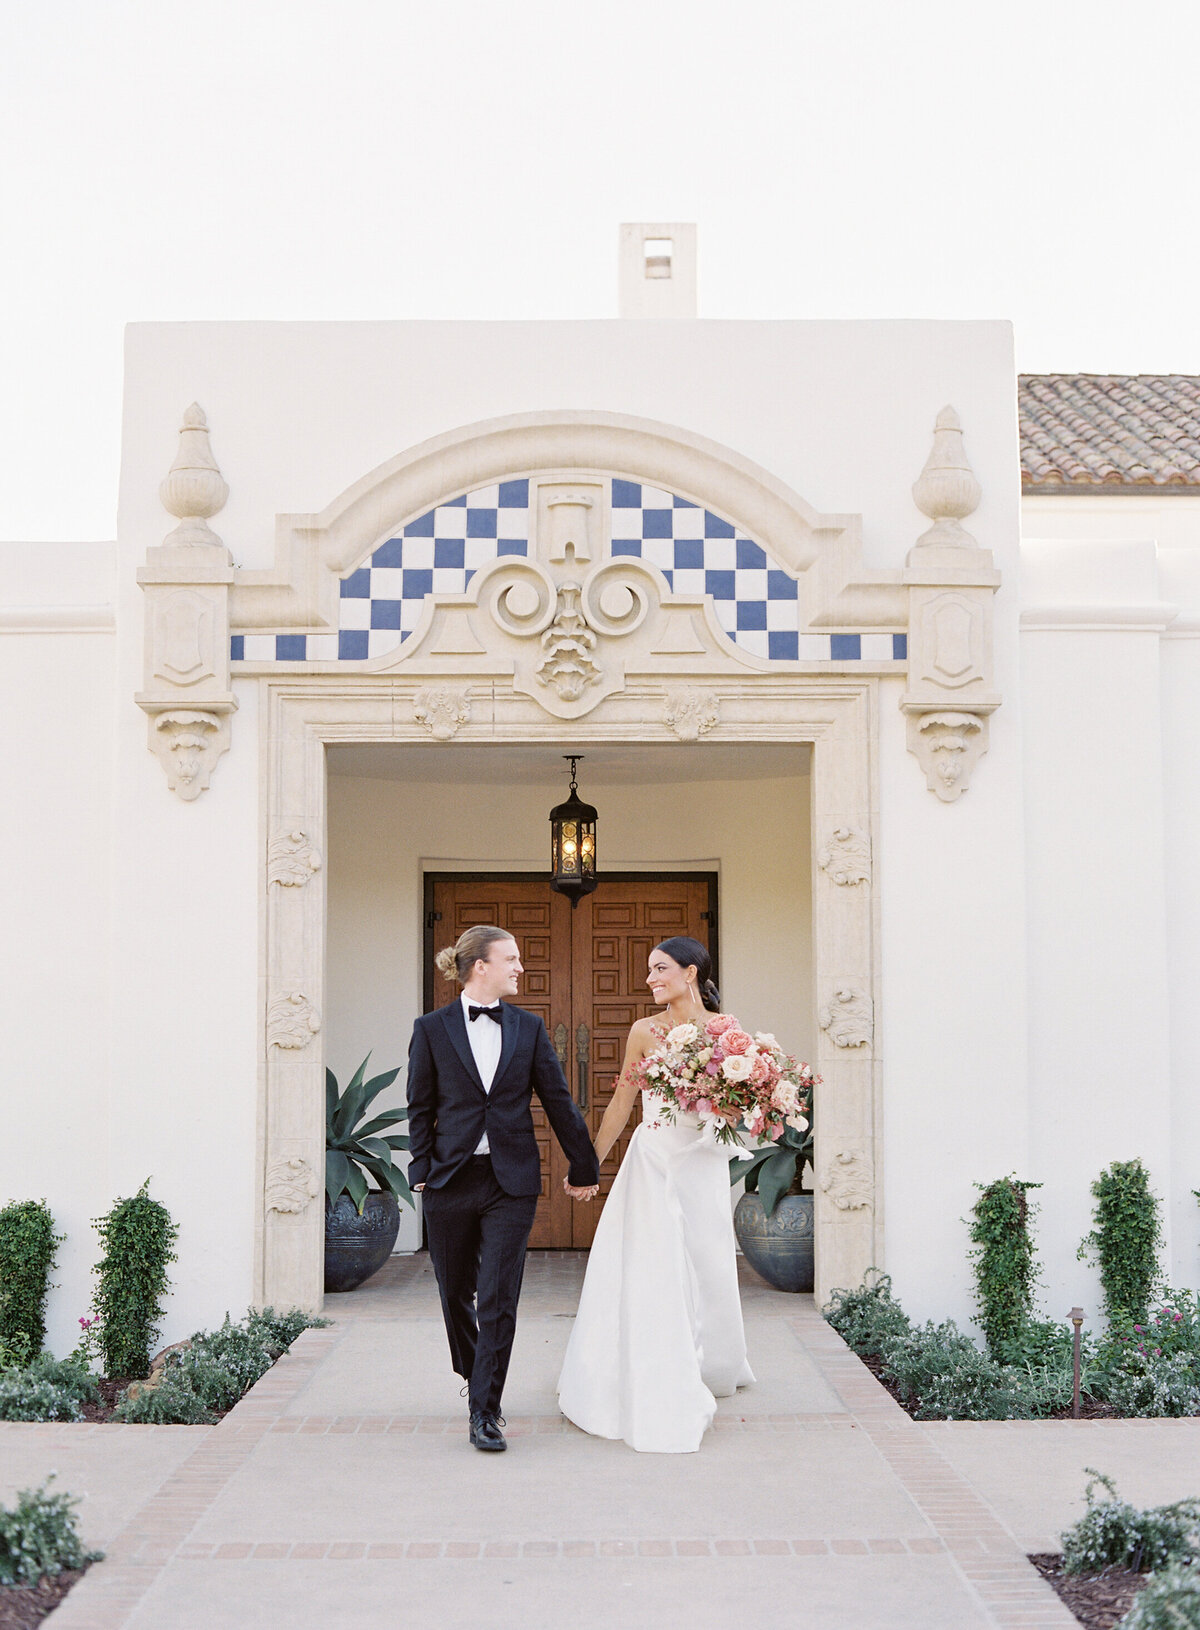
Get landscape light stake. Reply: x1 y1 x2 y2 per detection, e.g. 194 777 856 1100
1069 1306 1084 1418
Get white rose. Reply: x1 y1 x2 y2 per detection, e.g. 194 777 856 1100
721 1053 753 1082
755 1032 778 1049
785 1112 809 1133
666 1022 699 1048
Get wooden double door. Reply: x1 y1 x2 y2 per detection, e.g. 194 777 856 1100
425 874 715 1247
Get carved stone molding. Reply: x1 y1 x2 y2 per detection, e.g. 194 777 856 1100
267 991 322 1049
817 826 871 886
265 1156 320 1214
136 404 237 798
536 583 601 701
906 709 987 802
149 708 234 801
821 1149 874 1211
413 686 471 741
818 984 873 1049
267 829 323 887
663 688 720 741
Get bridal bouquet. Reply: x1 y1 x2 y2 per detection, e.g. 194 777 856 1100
633 1013 815 1152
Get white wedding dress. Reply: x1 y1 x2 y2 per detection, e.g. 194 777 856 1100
557 1087 755 1453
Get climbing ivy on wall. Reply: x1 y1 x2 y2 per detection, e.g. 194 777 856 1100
91 1180 178 1380
967 1177 1042 1355
0 1200 63 1360
1079 1159 1163 1326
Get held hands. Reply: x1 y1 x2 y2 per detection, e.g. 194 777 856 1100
563 1177 599 1202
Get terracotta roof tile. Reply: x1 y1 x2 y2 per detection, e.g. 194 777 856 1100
1019 375 1200 489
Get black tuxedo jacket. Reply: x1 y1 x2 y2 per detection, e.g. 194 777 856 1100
406 1000 600 1196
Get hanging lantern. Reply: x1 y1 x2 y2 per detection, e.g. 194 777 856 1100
550 755 598 908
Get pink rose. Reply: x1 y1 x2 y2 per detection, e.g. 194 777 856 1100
722 1029 753 1055
705 1014 734 1036
750 1056 771 1086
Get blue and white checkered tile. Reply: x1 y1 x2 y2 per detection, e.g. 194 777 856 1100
232 481 531 662
610 479 905 662
229 475 906 663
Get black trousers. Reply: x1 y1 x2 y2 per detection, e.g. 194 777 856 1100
422 1155 538 1415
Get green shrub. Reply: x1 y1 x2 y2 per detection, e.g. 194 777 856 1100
968 1177 1041 1354
1060 1469 1200 1576
112 1306 328 1424
0 1199 63 1359
1079 1160 1163 1326
0 1353 100 1424
246 1305 329 1351
823 1270 912 1355
91 1180 178 1379
113 1375 217 1426
1118 1563 1200 1628
0 1478 102 1585
879 1320 1044 1420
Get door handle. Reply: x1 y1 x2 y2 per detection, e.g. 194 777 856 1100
553 1022 568 1070
575 1023 590 1112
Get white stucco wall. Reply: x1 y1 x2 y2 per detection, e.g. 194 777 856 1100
325 758 813 1253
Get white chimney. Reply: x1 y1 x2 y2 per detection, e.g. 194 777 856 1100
618 223 697 318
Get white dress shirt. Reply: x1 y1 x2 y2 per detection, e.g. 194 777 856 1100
461 992 503 1155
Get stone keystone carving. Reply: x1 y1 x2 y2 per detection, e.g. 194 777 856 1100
821 1149 874 1212
267 991 322 1049
268 829 323 887
152 709 231 801
413 686 472 741
663 688 720 742
908 710 987 802
911 405 981 552
817 826 871 886
536 583 601 702
818 985 873 1049
159 403 230 548
265 1156 320 1214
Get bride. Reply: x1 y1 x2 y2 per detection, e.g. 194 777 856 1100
557 935 755 1453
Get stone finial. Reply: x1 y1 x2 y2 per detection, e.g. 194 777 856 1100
159 403 229 546
911 406 981 552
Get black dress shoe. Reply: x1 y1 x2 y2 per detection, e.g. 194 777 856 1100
469 1410 507 1452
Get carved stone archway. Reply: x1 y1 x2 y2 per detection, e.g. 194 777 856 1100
133 405 1000 1309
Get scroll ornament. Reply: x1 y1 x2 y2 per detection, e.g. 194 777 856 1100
268 829 323 887
663 688 720 742
820 1149 874 1212
816 826 871 887
265 1157 320 1214
818 985 873 1049
267 991 322 1049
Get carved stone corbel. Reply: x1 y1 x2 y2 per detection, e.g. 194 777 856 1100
136 405 237 798
901 406 1001 802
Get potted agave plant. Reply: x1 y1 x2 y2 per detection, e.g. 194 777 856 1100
728 1088 815 1293
325 1056 414 1294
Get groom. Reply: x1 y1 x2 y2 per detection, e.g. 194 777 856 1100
407 925 600 1451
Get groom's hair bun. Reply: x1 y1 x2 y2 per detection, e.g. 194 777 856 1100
437 924 513 983
653 935 721 1013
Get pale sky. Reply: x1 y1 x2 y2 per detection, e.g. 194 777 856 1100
4 0 1200 540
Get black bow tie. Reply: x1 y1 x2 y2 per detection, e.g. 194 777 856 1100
468 1004 502 1023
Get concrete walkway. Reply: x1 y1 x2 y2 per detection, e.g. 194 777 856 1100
3 1254 1197 1628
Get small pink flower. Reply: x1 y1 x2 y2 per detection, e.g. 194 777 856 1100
767 1121 784 1142
705 1061 720 1076
1175 1314 1183 1322
694 1098 713 1117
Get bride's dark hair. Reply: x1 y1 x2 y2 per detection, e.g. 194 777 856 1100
654 936 720 1013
